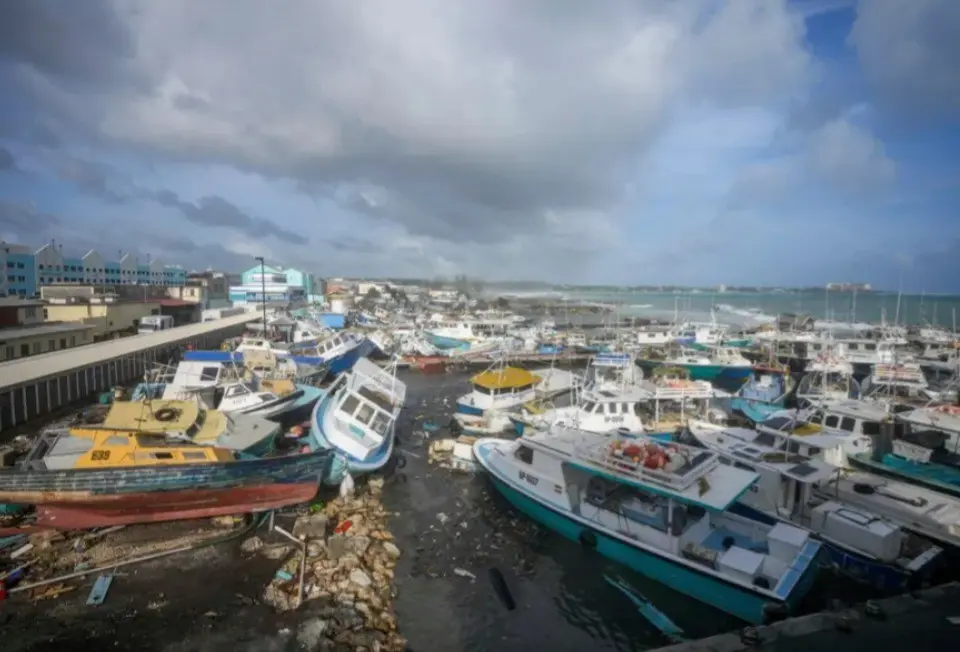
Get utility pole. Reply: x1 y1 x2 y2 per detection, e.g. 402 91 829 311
255 256 267 337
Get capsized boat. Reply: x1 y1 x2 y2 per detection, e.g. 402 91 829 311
80 399 282 456
0 428 332 529
686 420 942 591
308 358 407 485
474 429 822 624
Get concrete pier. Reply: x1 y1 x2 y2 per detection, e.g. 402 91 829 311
0 312 258 431
653 582 960 652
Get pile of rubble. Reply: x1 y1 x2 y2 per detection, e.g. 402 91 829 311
245 477 406 651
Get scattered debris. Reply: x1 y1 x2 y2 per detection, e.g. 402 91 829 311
428 436 480 472
260 480 406 651
86 574 113 606
453 567 476 581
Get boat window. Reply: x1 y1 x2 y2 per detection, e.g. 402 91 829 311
824 415 840 428
340 395 361 416
581 401 596 413
200 366 220 382
182 451 208 460
810 343 821 350
848 343 859 350
861 421 881 436
865 343 876 351
474 385 492 395
807 446 821 456
514 445 534 464
225 386 242 397
787 440 801 454
356 403 376 425
152 452 174 460
371 412 390 435
807 412 822 425
839 417 856 432
733 460 755 472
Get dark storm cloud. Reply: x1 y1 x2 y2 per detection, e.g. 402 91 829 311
152 190 303 245
0 148 16 171
850 0 960 117
56 157 127 203
0 200 60 233
0 0 143 88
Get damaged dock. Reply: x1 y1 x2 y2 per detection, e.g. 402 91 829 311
652 582 960 652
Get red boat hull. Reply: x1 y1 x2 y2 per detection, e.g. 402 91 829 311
32 482 319 530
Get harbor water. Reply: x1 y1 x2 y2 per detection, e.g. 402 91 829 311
520 288 960 328
0 369 940 652
383 370 881 652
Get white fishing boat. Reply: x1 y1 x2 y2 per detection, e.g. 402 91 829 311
795 350 861 408
584 353 643 393
308 357 407 485
454 361 579 435
686 421 942 591
474 429 822 624
861 362 939 409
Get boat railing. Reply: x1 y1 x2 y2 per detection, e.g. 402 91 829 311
574 438 719 492
643 383 717 401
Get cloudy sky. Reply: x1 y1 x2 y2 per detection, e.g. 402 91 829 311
0 0 957 291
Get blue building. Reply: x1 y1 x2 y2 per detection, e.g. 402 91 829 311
2 242 187 298
229 264 321 305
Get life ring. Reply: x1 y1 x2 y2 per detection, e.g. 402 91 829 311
154 407 179 422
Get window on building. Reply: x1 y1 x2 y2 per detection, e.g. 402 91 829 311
71 336 76 346
49 339 55 351
5 346 13 359
32 342 40 354
60 338 67 349
20 344 29 357
24 307 36 318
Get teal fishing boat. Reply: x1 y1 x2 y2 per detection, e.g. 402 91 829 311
727 365 793 423
660 347 753 383
850 404 960 498
474 429 822 624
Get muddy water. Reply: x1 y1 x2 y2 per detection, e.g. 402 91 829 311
384 370 746 652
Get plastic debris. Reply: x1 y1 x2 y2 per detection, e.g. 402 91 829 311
453 567 477 581
86 574 114 606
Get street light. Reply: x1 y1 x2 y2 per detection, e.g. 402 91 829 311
255 256 267 337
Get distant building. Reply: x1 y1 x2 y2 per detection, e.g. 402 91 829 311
177 271 230 309
229 264 321 305
0 296 95 361
41 287 163 341
825 282 872 292
2 241 187 299
356 282 388 297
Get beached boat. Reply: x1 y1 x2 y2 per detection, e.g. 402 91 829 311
79 399 282 456
308 358 407 485
686 421 942 591
660 346 753 383
0 428 332 529
454 362 579 435
474 429 822 624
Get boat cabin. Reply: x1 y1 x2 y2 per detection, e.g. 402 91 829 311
21 428 234 471
585 353 642 391
87 400 228 447
462 366 541 412
890 406 960 466
326 358 407 460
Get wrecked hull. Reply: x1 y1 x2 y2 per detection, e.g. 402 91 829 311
0 452 332 529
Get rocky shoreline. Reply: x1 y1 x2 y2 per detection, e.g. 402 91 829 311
245 477 406 651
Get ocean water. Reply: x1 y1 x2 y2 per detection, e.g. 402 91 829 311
525 289 960 329
383 371 877 652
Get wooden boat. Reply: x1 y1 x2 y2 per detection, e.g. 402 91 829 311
0 427 332 529
77 399 281 456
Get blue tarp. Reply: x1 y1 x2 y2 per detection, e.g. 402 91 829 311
318 313 346 329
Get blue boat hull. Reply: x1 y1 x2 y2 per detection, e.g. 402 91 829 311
308 386 394 485
327 338 376 376
425 333 471 350
475 445 820 624
456 401 485 417
728 397 781 423
729 503 930 592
